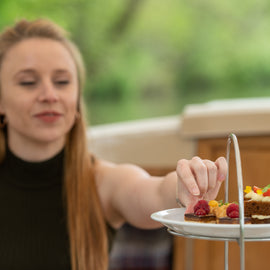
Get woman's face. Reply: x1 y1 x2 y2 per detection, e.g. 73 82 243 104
0 38 79 152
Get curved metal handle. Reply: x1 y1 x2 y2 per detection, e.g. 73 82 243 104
225 133 245 270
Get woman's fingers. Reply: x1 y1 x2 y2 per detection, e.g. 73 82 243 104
215 157 227 182
204 157 228 200
203 159 218 191
176 159 200 196
177 156 228 207
177 157 220 195
190 157 208 195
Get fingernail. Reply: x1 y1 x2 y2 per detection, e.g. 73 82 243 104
192 187 200 196
218 174 225 181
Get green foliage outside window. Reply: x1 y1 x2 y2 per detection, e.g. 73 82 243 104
1 0 270 125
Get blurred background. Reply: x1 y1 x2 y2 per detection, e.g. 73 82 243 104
2 0 270 125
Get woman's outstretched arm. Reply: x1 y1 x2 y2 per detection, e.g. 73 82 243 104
95 156 227 229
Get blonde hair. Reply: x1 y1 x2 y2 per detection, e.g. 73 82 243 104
0 19 108 270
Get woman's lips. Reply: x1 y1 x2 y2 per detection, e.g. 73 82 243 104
35 111 62 123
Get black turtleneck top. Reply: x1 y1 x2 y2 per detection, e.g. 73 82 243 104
0 148 116 270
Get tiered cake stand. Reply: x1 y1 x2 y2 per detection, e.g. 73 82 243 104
151 133 270 270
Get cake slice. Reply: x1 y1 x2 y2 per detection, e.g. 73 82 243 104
244 185 270 224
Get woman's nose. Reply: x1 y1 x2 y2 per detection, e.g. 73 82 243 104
38 81 59 102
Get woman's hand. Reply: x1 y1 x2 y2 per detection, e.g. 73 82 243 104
176 156 228 213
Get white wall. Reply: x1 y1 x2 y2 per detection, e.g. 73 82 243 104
88 115 196 167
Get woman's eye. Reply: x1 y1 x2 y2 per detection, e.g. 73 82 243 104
55 80 69 85
20 81 36 86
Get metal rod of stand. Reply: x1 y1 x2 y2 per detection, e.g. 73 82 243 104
226 134 245 270
224 137 231 270
224 241 229 270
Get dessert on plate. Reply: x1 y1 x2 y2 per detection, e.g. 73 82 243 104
244 185 270 224
184 199 251 224
184 184 270 224
184 200 216 223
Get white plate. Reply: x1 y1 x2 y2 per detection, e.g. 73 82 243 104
151 208 270 240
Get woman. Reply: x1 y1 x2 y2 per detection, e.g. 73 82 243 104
0 19 227 270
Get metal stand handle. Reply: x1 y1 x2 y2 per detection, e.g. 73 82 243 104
225 133 245 270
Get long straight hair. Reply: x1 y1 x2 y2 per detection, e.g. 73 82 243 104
0 19 108 270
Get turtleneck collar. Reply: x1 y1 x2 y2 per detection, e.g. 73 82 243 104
1 147 65 189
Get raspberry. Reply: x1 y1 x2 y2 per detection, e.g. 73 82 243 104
263 188 270 197
194 200 210 214
226 203 239 218
228 210 239 218
194 208 207 216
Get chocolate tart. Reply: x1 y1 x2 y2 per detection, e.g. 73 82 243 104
184 213 216 223
217 217 251 224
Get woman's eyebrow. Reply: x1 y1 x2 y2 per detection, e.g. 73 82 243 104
13 69 72 80
53 69 72 75
14 69 36 78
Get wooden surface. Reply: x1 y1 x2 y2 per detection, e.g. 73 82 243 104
173 135 270 270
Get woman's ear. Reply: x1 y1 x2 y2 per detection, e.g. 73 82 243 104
0 114 6 128
0 102 7 128
0 100 6 115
